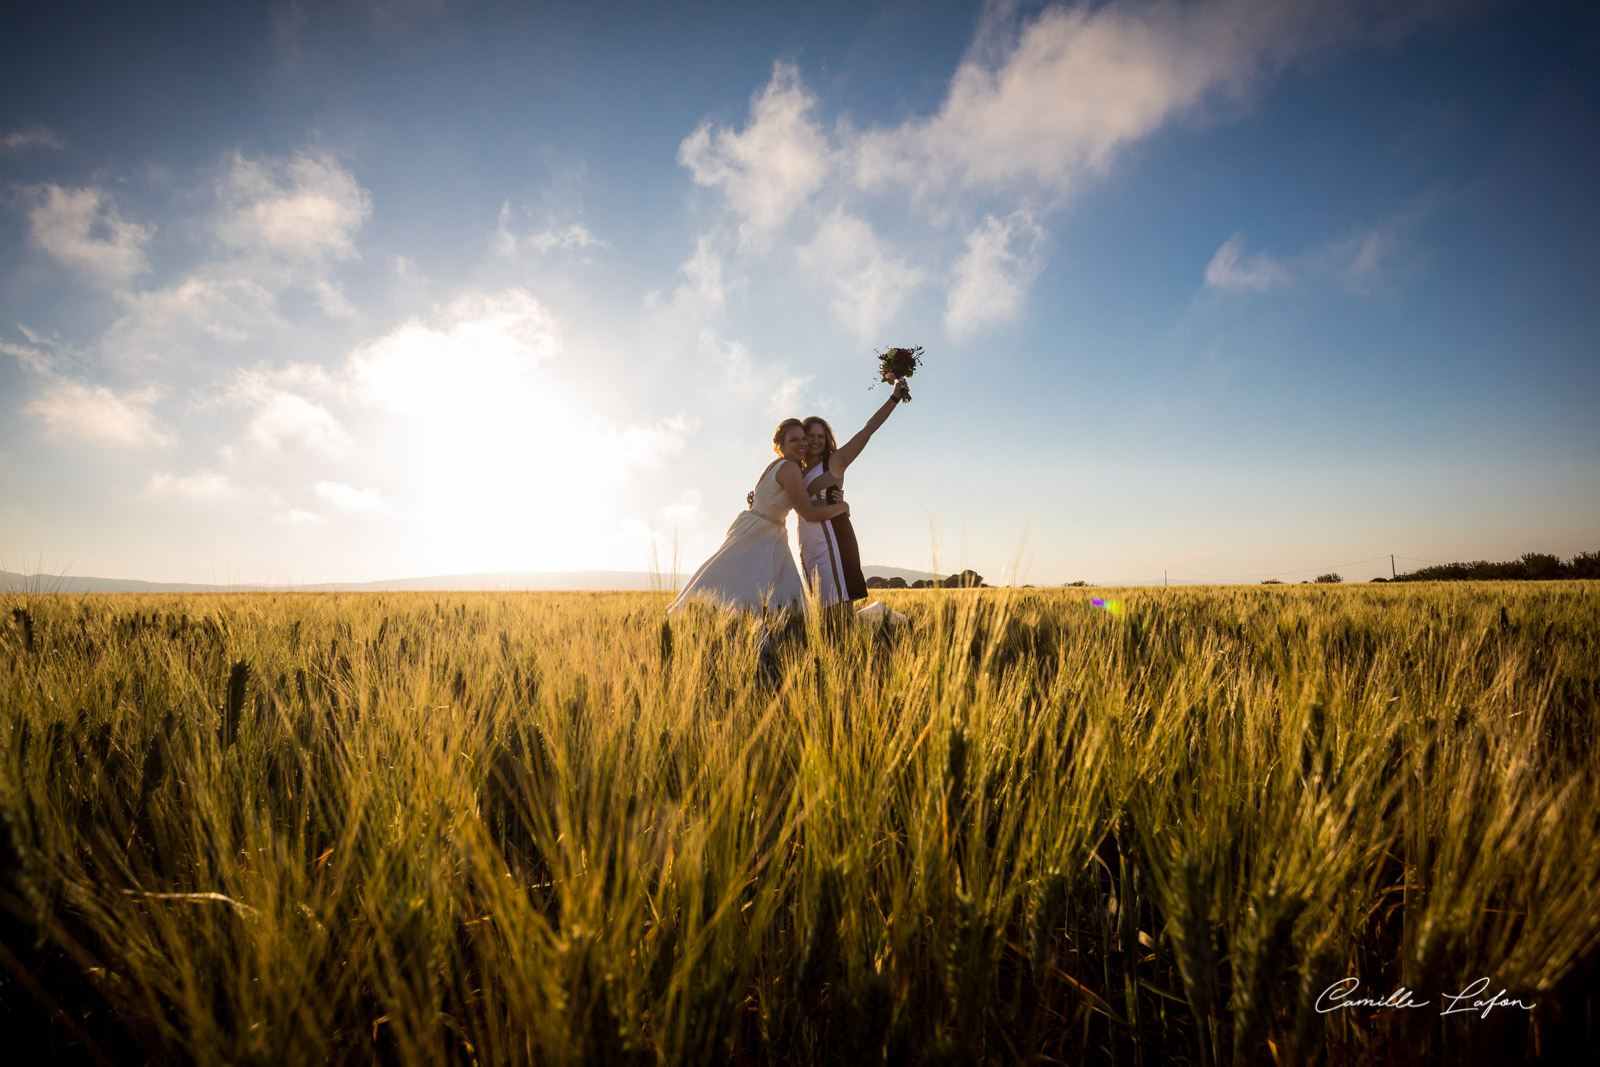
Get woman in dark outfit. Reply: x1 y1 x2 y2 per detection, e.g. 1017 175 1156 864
797 378 909 615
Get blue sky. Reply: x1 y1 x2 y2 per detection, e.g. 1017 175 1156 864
2 0 1596 586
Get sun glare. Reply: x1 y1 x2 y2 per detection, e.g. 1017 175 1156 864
344 289 682 573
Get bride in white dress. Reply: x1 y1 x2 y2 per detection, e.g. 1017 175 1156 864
668 419 851 616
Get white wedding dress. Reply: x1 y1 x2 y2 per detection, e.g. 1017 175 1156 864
668 459 807 616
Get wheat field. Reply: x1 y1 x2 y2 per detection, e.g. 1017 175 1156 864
2 583 1597 1064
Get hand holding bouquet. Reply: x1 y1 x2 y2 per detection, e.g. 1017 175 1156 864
875 345 923 401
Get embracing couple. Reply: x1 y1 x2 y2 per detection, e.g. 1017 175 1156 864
668 378 911 622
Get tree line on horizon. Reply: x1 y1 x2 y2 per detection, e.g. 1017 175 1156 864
866 569 987 590
1383 550 1600 583
866 552 1600 591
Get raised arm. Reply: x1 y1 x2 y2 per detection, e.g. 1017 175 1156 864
830 378 909 474
776 461 849 523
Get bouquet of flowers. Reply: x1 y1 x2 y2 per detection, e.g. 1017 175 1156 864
875 345 923 401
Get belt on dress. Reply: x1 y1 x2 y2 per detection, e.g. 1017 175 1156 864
749 507 785 526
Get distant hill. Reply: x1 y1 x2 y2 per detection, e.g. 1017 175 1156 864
0 570 690 594
300 572 693 592
861 565 944 583
3 565 957 594
2 572 246 594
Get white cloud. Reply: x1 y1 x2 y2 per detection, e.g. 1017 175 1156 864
1204 209 1419 295
854 0 1466 202
796 210 925 341
24 380 173 448
669 1 1466 342
149 470 238 500
1204 234 1292 292
1 337 57 376
1321 223 1403 291
768 374 814 418
1322 192 1443 290
100 276 279 367
221 366 349 454
945 211 1046 336
92 148 371 367
697 328 759 389
493 202 519 257
248 392 349 454
1343 230 1393 279
216 150 371 261
496 202 608 257
642 234 824 423
679 235 728 310
679 61 832 242
658 489 702 525
28 185 153 289
313 480 391 512
275 508 329 527
311 279 357 318
642 234 728 335
2 125 64 152
4 330 178 451
528 223 605 254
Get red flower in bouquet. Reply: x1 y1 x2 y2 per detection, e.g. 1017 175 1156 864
875 345 923 401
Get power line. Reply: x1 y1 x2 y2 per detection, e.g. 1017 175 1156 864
1164 555 1392 579
1080 572 1165 586
1066 553 1443 586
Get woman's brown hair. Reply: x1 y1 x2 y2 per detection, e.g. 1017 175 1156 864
771 418 805 455
801 416 838 471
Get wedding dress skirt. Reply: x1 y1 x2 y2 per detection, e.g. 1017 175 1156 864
669 461 806 616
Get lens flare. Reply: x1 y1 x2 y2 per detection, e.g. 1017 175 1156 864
1091 597 1125 617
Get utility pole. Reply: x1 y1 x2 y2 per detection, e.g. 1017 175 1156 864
1164 569 1168 588
1391 554 1396 580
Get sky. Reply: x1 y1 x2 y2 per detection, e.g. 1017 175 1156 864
1 0 1597 587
